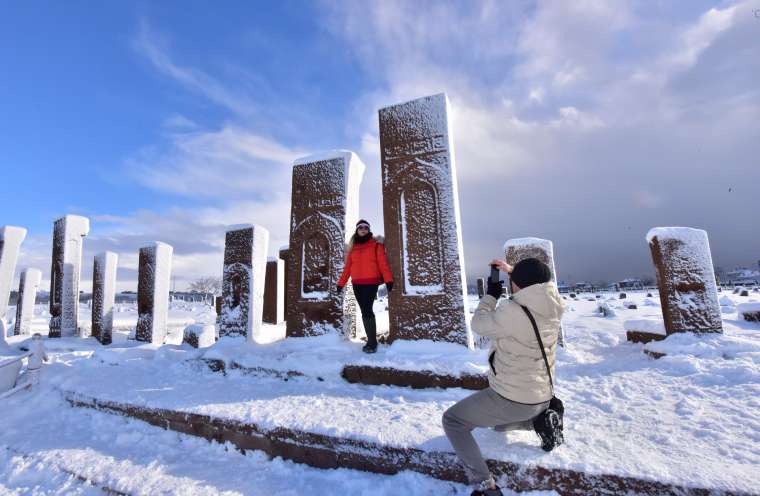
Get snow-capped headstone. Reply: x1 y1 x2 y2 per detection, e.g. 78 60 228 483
286 151 364 337
647 227 722 334
135 242 173 344
263 257 283 325
13 268 41 335
219 225 269 341
379 93 469 345
504 237 564 345
48 215 89 338
91 252 118 345
476 277 485 299
0 226 26 326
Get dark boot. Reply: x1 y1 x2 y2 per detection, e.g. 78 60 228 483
362 316 377 353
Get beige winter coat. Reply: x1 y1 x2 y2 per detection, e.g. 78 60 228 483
471 282 564 404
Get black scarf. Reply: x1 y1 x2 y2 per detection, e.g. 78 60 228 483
354 232 372 244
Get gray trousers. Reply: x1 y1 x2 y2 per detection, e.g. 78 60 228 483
442 387 549 484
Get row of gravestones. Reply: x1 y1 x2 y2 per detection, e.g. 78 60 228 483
0 94 724 349
475 228 724 341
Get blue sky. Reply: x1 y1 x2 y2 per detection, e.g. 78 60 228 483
1 1 759 289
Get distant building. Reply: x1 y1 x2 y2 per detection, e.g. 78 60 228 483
573 281 594 293
618 278 644 290
557 282 571 293
725 268 760 286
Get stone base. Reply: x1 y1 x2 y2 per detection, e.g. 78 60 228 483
65 392 744 496
341 365 487 390
202 359 313 381
740 311 760 322
626 331 667 344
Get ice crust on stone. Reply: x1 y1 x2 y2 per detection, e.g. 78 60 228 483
226 224 254 232
379 93 469 345
50 215 90 337
136 242 173 344
647 227 721 333
503 237 557 282
0 226 27 322
13 268 41 335
92 252 118 343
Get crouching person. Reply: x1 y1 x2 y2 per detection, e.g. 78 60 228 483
26 333 49 388
442 258 564 496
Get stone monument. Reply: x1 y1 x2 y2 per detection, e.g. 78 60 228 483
504 237 564 346
0 226 26 326
49 215 89 337
219 225 269 341
92 252 118 345
379 93 469 345
13 268 41 335
279 246 289 317
646 227 722 335
476 278 485 299
263 257 284 325
286 151 364 337
135 242 173 344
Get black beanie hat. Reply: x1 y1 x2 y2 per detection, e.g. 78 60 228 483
356 219 370 229
511 258 552 289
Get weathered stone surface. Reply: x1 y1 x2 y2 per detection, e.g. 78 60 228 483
263 258 284 325
49 216 89 338
647 228 722 334
476 278 485 299
379 93 469 345
13 268 41 335
286 152 364 337
219 225 269 341
278 246 290 318
0 226 27 328
341 364 487 390
92 252 118 345
135 242 173 344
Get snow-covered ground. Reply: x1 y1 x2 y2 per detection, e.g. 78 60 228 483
2 290 759 495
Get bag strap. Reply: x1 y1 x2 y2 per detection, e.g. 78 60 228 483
519 305 554 394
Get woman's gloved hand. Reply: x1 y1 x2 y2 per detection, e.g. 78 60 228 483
385 282 393 293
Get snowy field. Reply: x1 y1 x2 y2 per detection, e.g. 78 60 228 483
1 291 759 495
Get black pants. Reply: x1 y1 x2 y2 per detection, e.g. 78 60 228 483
352 284 379 346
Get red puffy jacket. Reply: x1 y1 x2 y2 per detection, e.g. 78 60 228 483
337 238 393 287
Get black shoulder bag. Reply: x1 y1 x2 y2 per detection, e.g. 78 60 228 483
520 305 565 452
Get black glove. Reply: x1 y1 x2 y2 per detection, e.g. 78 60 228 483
385 282 393 293
336 285 343 294
486 280 504 299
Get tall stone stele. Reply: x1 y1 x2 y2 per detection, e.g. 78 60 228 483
263 257 284 325
379 93 470 345
13 268 42 335
219 224 269 341
278 246 290 317
92 252 118 345
49 215 90 337
647 227 722 334
135 242 173 344
504 237 564 346
0 226 27 328
286 151 364 337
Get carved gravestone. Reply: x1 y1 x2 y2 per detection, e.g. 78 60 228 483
49 215 90 338
0 226 26 327
278 246 289 315
504 237 564 346
92 252 118 345
476 278 485 299
286 152 364 337
219 225 269 341
379 93 469 345
263 258 284 325
13 268 41 335
135 242 173 344
647 227 722 334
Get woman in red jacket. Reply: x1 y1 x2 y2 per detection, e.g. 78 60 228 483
337 219 393 353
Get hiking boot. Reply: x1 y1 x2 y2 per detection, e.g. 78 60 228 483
362 343 377 354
